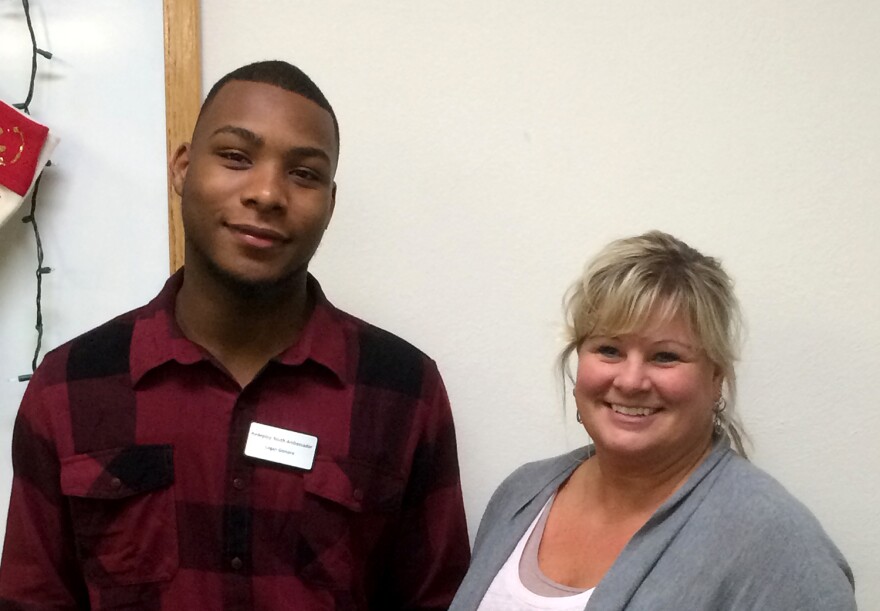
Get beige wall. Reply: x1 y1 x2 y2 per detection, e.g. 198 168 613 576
0 1 877 607
202 1 880 606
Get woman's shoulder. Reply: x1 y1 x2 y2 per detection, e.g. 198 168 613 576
707 454 854 588
471 447 590 552
714 455 828 529
477 447 588 526
507 446 590 480
491 446 590 500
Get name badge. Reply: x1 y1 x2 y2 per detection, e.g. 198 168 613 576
244 422 318 470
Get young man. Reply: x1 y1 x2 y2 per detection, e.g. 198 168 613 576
0 61 470 610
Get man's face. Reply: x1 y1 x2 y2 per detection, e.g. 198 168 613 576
171 80 337 293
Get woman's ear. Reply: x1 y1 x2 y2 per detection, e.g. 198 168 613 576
712 366 725 398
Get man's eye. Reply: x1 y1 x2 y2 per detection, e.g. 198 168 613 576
218 151 249 165
291 167 320 182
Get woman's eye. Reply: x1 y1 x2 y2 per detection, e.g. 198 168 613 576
597 345 620 358
654 351 680 364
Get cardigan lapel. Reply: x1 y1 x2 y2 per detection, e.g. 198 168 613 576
587 439 734 610
452 447 589 609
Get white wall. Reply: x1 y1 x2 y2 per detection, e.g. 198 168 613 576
0 1 877 607
202 1 879 606
0 0 168 546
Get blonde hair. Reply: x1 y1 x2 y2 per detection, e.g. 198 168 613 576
560 231 747 455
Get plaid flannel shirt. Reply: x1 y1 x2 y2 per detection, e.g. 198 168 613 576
0 272 470 610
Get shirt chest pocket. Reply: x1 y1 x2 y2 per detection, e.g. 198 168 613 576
60 444 178 586
289 457 404 589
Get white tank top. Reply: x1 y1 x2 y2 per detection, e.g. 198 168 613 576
476 496 595 610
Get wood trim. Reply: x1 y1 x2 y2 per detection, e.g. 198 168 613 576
163 0 201 273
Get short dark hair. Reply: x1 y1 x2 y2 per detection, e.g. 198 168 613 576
199 60 339 149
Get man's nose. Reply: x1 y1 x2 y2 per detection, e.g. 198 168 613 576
242 163 287 210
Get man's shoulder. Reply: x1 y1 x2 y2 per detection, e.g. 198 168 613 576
329 305 441 391
37 301 153 384
332 305 430 358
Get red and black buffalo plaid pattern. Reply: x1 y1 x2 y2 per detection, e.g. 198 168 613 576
0 272 470 610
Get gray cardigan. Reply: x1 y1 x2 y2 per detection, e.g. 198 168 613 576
451 439 856 610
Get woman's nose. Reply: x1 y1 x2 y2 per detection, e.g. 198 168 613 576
613 357 651 393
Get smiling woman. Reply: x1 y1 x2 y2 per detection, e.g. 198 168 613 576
574 312 719 471
563 230 746 460
451 231 856 611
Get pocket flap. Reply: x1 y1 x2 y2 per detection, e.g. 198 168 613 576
61 444 174 499
303 457 403 512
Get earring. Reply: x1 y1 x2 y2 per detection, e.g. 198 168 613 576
712 397 726 435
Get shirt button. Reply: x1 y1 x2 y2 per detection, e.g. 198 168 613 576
232 478 245 490
230 557 243 570
353 488 364 501
110 477 122 490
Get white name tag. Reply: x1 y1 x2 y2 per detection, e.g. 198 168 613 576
244 422 318 470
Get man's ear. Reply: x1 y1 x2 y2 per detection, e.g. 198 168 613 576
170 143 191 197
325 182 337 229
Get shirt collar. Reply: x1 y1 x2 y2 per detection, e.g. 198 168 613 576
129 270 350 386
273 275 351 384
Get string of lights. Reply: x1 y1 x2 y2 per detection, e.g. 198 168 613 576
14 0 53 383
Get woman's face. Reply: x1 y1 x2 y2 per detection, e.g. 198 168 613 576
574 311 720 466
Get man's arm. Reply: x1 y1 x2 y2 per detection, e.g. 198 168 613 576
374 368 470 610
0 367 89 609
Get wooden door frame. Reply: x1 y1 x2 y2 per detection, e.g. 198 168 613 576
163 0 200 272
